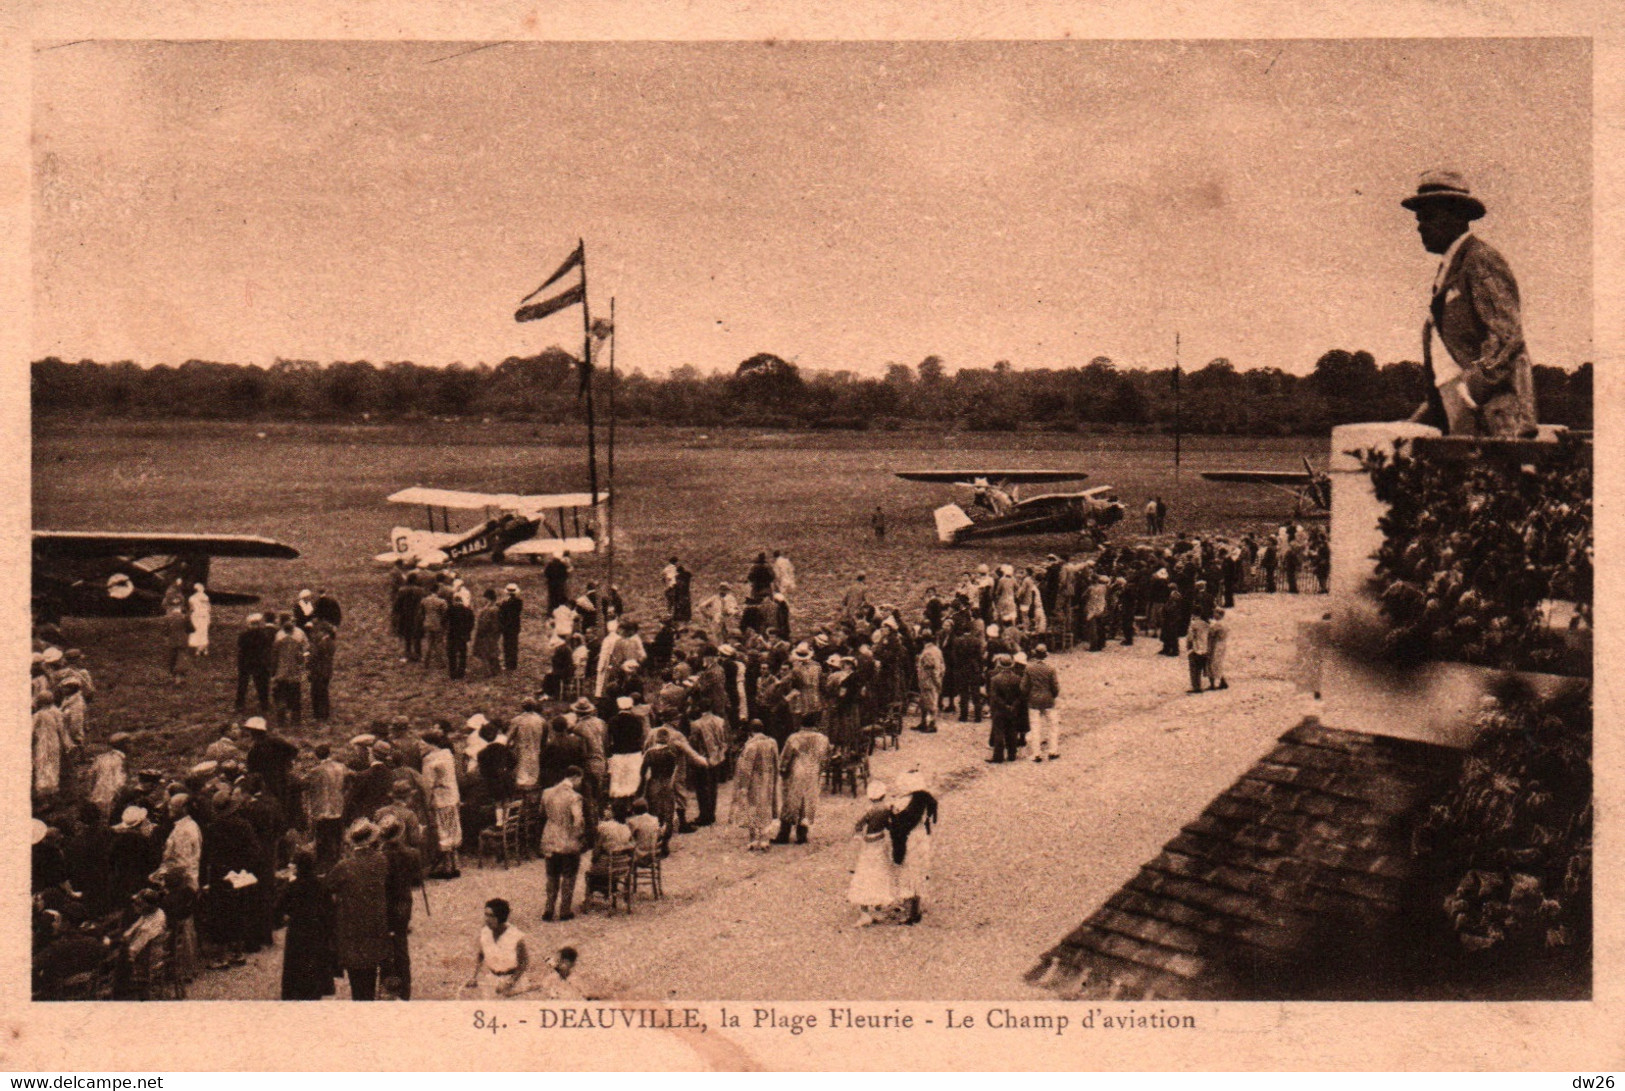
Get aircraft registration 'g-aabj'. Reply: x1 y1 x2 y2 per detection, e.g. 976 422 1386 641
377 486 608 567
32 531 300 620
893 470 1127 546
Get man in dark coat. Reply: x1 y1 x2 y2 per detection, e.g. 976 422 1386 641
326 820 392 1001
985 654 1025 764
544 554 572 611
497 583 524 671
949 624 986 723
235 614 275 712
393 576 425 661
244 717 299 827
445 594 474 680
307 619 337 721
314 588 343 628
379 815 423 1000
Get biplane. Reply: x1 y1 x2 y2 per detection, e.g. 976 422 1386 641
375 487 607 566
32 531 300 620
894 470 1126 546
1200 457 1332 518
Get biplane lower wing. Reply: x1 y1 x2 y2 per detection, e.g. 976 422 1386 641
503 536 600 558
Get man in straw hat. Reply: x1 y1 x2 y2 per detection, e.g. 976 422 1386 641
1401 169 1538 438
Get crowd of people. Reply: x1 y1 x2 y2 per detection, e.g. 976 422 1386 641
32 514 1325 1001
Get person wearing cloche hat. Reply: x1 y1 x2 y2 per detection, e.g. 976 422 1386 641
1401 169 1537 439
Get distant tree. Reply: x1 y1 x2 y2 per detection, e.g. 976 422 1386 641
918 355 946 384
731 353 804 419
1108 374 1150 425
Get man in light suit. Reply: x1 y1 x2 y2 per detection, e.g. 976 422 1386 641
1403 170 1538 438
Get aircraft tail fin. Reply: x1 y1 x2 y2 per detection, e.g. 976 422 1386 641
933 503 975 544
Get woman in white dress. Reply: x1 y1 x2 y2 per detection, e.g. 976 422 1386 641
848 781 896 926
465 898 529 998
187 583 212 657
889 771 938 926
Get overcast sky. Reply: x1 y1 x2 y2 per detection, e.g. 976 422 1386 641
33 38 1591 377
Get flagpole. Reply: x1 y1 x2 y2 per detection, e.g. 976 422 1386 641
1173 331 1182 482
605 296 617 627
579 238 600 508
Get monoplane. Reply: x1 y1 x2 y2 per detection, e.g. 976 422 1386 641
893 470 1126 546
32 531 300 620
1200 457 1331 518
376 487 607 566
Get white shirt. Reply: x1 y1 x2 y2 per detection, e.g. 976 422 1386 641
480 925 525 973
1429 228 1473 389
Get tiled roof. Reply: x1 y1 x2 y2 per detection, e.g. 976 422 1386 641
1028 718 1462 1000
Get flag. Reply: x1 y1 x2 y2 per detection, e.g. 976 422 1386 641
590 317 614 341
519 242 583 305
514 281 585 324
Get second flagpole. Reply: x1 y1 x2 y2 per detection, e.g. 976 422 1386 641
579 238 600 509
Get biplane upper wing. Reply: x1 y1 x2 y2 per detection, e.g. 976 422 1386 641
1199 470 1315 486
32 531 300 560
387 487 608 512
894 470 1088 485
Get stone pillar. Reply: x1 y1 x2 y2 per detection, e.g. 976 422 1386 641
1327 421 1441 632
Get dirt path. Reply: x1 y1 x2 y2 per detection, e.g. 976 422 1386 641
192 592 1326 1001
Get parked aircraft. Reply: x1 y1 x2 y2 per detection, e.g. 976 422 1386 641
376 486 607 566
32 531 300 620
1200 457 1331 517
894 470 1126 546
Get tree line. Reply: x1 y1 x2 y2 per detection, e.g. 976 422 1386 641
31 349 1593 435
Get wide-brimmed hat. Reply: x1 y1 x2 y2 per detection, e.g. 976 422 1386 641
346 819 379 847
505 583 520 594
792 643 813 660
350 733 378 747
189 760 219 778
616 696 635 710
571 697 596 714
867 781 888 802
108 732 134 747
114 805 149 830
243 716 268 732
1400 169 1486 220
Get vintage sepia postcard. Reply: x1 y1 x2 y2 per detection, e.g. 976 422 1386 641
3 0 1621 1073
